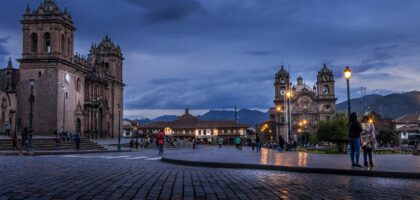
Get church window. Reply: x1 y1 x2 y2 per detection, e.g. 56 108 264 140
38 71 42 77
76 77 81 91
31 33 38 52
323 85 329 94
67 38 71 56
44 33 51 53
61 35 65 54
326 116 331 121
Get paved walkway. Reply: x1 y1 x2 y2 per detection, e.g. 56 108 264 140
1 150 419 199
162 146 420 178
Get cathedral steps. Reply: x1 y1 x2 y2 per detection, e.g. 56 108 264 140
0 138 107 151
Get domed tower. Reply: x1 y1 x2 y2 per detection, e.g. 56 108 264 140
89 36 124 82
316 64 337 120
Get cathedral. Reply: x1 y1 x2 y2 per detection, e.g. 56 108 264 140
0 0 124 138
269 64 336 142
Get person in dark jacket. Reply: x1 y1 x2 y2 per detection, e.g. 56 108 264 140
348 112 363 168
75 132 81 151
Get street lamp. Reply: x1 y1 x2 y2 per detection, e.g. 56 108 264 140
118 104 122 151
275 106 281 145
28 79 35 151
286 91 292 143
344 66 352 119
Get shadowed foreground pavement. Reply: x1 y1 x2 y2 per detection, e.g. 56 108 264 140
0 149 419 199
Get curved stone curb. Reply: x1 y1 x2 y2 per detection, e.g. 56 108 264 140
0 150 131 156
161 157 420 180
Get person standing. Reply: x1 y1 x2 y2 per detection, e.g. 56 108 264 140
235 136 242 150
218 137 223 149
135 139 139 150
75 132 81 151
361 116 376 167
12 132 18 150
255 135 261 152
192 138 197 150
20 127 29 152
251 134 256 151
157 131 164 155
349 112 363 168
55 135 61 151
129 138 134 150
4 121 11 137
278 136 285 152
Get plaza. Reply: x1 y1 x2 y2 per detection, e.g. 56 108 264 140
0 148 419 199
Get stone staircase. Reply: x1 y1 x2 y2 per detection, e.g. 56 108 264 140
0 137 106 151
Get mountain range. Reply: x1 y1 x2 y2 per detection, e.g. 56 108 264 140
336 91 420 119
132 91 420 126
133 109 269 126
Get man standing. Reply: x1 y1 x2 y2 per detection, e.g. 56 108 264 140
4 121 11 137
75 132 81 151
157 131 164 155
218 137 223 149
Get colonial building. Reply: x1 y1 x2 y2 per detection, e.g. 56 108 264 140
140 109 250 144
270 64 337 142
394 114 420 144
0 0 125 138
0 58 19 133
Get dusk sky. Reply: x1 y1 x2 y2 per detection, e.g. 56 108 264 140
1 0 420 119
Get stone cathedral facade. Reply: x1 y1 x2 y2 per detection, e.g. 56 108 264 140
270 64 336 141
0 0 125 138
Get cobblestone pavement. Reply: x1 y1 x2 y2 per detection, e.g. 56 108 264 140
0 150 419 200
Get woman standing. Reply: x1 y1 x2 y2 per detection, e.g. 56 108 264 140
157 131 164 155
348 112 363 168
361 116 376 167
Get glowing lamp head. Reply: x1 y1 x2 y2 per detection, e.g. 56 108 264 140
344 66 352 80
286 91 292 98
368 119 373 124
276 106 281 112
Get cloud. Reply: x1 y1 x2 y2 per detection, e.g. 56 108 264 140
149 78 186 84
244 50 279 56
125 0 204 23
0 37 10 65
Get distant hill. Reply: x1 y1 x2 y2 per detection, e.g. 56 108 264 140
336 91 420 119
134 109 269 126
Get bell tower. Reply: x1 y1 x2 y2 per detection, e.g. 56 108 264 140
316 64 337 121
21 0 75 60
17 0 80 135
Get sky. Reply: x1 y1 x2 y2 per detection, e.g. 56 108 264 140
1 0 420 119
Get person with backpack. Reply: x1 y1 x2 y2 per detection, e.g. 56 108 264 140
361 115 376 167
349 112 363 168
157 131 164 155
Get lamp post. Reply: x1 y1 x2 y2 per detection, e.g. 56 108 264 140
344 66 352 119
275 105 281 145
286 91 292 143
118 104 122 151
28 79 35 151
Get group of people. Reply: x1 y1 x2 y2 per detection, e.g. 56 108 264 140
53 128 82 151
129 138 148 150
348 112 376 168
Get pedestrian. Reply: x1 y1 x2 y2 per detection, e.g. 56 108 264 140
218 137 223 149
4 121 11 137
192 138 197 150
278 136 285 152
157 130 164 155
256 135 261 152
12 132 18 150
251 134 256 151
75 132 81 151
20 127 29 152
135 139 139 150
130 138 134 150
55 135 61 151
361 115 376 167
349 112 363 168
235 136 242 150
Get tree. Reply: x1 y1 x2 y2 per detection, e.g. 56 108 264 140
315 114 348 152
376 130 399 147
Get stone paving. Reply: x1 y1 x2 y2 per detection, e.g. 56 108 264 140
164 146 420 173
0 149 419 199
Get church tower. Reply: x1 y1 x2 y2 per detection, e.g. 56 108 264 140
316 64 336 121
273 65 290 142
17 0 83 134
